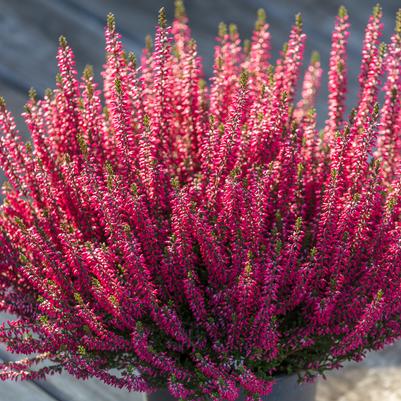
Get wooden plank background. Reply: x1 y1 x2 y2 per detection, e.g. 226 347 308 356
0 0 400 124
1 0 401 400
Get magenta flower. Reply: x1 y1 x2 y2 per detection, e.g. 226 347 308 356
1 3 401 400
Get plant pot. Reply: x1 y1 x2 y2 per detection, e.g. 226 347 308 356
143 375 317 400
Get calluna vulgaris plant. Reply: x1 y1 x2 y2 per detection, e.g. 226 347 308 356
1 2 401 400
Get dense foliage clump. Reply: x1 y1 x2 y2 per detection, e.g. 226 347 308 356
1 3 401 400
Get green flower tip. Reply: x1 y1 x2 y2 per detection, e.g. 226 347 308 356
218 22 227 38
338 5 347 18
257 8 266 24
229 23 238 39
396 9 401 35
174 0 186 20
373 3 382 18
255 8 266 31
199 79 206 90
311 50 320 64
107 12 116 32
44 88 53 99
0 96 6 108
83 64 94 80
59 35 68 48
240 69 249 88
143 114 151 128
77 345 86 355
158 7 167 28
74 292 84 305
28 87 37 102
295 13 302 29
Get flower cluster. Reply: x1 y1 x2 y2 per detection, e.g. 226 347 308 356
1 3 401 400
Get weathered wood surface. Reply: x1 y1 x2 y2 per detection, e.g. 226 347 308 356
1 0 401 400
0 314 142 401
0 0 400 122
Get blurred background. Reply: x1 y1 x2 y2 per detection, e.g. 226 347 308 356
1 0 401 400
0 0 400 127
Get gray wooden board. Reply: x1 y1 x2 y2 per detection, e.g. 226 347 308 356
0 0 400 128
3 311 401 400
0 376 57 401
0 313 143 401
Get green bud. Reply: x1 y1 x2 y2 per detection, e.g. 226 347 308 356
158 7 167 28
143 114 151 128
218 22 227 38
256 8 266 30
45 88 53 99
131 183 138 195
59 35 68 48
74 292 84 305
396 9 401 35
77 345 86 355
175 0 186 20
372 3 382 19
19 253 29 264
295 13 302 29
311 50 320 64
338 6 348 19
107 13 116 32
28 87 37 102
229 23 238 39
83 65 94 81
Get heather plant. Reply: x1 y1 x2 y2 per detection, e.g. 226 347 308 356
1 2 401 400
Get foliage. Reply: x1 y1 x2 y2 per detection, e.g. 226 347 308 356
1 3 401 400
